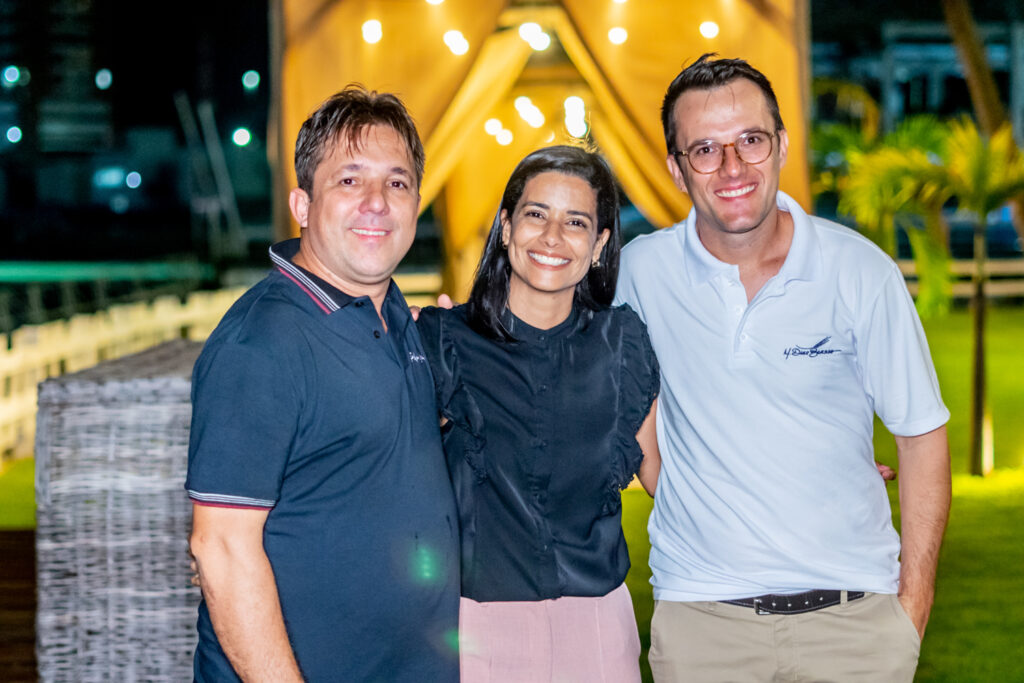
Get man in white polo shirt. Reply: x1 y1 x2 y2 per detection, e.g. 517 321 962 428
615 54 951 682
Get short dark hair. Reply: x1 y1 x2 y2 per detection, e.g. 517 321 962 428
466 145 622 341
294 85 424 197
661 53 785 155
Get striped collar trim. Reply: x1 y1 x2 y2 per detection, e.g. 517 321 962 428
269 240 340 313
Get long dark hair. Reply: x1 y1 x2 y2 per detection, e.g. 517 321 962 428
466 145 622 341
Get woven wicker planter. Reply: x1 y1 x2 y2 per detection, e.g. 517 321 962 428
35 339 203 682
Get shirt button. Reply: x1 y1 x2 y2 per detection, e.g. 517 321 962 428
539 384 548 393
733 305 743 314
538 334 546 342
740 333 748 341
354 301 364 307
373 330 381 339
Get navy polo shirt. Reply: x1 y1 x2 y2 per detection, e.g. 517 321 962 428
185 239 459 682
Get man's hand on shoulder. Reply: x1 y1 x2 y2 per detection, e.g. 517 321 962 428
410 293 455 321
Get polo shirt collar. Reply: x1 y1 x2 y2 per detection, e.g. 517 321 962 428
269 238 355 312
269 239 411 337
681 190 822 287
774 191 822 285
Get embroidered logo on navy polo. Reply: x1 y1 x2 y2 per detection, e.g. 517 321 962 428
408 352 427 363
783 336 842 359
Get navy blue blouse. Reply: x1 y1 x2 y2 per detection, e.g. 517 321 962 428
416 303 659 602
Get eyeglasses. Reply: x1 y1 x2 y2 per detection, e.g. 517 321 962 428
673 130 777 174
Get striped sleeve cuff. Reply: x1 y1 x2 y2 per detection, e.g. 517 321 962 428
187 490 276 509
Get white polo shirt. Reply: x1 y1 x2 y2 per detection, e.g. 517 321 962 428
615 192 949 601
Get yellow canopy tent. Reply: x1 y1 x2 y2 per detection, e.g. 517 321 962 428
275 0 811 299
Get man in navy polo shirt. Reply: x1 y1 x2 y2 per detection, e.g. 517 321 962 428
186 86 459 682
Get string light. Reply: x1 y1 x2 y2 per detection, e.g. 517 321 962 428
362 20 383 43
444 30 469 55
514 96 545 128
699 22 720 39
518 22 551 51
564 97 588 138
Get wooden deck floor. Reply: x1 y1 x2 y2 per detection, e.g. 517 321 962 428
0 530 36 682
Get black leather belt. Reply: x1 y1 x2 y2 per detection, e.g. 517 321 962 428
722 590 865 615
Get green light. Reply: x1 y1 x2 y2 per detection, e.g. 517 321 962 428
442 628 460 653
232 128 252 147
409 545 441 584
242 70 260 90
95 68 113 90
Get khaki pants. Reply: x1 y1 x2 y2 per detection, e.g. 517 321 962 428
649 593 920 683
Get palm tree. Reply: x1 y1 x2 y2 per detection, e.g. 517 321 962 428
841 117 1024 475
941 0 1024 261
815 115 954 318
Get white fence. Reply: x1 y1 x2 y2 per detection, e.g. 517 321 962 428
899 259 1024 297
0 289 246 459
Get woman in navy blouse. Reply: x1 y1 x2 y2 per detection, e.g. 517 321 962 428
417 145 660 682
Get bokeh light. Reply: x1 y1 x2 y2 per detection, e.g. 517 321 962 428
484 118 503 135
564 96 585 116
242 70 260 90
566 118 588 138
125 172 142 189
109 195 130 214
496 129 513 146
2 65 19 87
362 19 383 44
608 27 628 45
514 97 545 128
232 128 252 146
6 126 22 144
94 68 112 90
93 167 125 188
699 21 720 39
518 22 551 51
564 97 588 138
444 30 469 55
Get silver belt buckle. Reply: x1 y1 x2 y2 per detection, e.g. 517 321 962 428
752 598 771 615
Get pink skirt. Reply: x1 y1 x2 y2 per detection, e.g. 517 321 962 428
459 582 642 682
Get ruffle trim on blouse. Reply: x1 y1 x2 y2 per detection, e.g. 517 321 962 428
602 307 660 516
418 306 490 483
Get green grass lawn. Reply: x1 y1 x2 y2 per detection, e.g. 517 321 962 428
1 306 1022 680
0 457 35 529
623 471 1024 683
